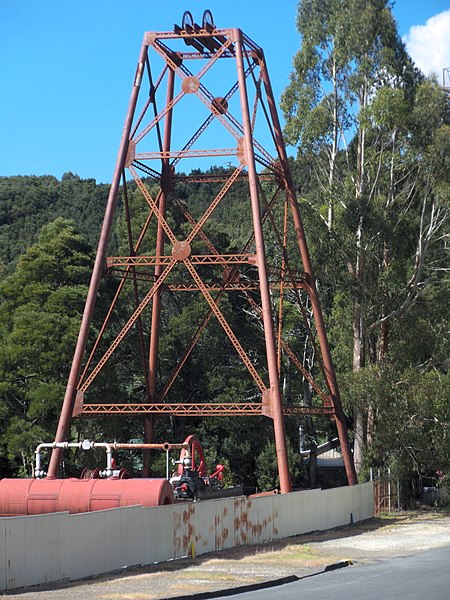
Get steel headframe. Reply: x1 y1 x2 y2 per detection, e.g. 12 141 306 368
48 14 357 490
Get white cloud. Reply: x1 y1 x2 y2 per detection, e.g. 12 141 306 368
404 9 450 79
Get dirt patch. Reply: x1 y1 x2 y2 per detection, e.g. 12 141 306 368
4 510 450 600
310 511 450 560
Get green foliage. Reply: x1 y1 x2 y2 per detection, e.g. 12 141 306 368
282 0 449 497
255 439 302 491
0 218 93 476
342 365 450 487
0 174 110 272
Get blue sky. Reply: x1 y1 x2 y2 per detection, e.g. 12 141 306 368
1 0 449 183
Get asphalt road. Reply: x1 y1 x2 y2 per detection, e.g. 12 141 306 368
230 546 450 600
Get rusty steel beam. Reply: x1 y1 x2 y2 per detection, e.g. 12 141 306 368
74 403 335 417
105 270 304 292
122 173 153 417
174 173 275 184
47 40 150 478
144 65 176 476
164 282 303 292
79 260 177 394
183 258 267 392
259 48 358 486
135 148 239 160
78 197 160 389
102 270 235 287
235 29 290 493
106 254 257 268
150 34 277 173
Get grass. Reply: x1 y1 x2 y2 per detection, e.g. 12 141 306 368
176 570 249 583
240 543 325 565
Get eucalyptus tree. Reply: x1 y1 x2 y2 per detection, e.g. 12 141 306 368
282 0 355 230
282 0 449 472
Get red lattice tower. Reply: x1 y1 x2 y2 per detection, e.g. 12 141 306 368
48 12 357 490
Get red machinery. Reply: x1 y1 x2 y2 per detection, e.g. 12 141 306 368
0 439 178 516
0 434 239 515
170 434 237 501
0 477 173 517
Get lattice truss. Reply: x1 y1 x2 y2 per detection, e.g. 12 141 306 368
72 17 338 420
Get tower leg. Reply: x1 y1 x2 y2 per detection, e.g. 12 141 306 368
235 30 291 493
260 52 357 486
144 67 176 476
48 42 149 478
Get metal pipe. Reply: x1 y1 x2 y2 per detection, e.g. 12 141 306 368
37 440 188 478
36 441 94 477
234 29 291 494
92 443 114 476
111 442 188 450
47 39 150 478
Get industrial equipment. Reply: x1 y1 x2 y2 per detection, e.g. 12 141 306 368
49 9 357 489
0 439 178 516
170 434 242 500
1 11 357 514
0 477 174 517
0 434 242 515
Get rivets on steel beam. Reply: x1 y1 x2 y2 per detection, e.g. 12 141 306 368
182 76 200 94
125 140 136 168
211 97 228 115
171 241 192 261
237 138 247 165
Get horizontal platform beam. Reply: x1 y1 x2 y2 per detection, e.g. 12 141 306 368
74 402 335 417
106 254 257 268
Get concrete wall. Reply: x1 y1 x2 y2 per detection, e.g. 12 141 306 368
0 481 373 591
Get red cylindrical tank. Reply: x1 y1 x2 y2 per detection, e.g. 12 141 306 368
0 478 174 516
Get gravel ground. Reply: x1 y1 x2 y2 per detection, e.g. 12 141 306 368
3 510 450 599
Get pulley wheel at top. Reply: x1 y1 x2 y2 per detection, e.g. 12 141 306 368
202 10 215 29
182 11 194 30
